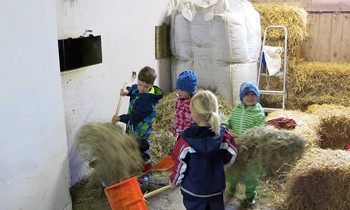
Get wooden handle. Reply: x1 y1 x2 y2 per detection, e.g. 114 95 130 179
143 185 172 199
115 82 127 116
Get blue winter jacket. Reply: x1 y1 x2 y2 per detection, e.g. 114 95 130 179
119 84 163 139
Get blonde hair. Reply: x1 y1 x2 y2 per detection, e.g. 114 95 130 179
190 90 220 135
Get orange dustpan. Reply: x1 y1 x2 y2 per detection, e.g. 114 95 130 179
104 156 174 210
138 156 174 178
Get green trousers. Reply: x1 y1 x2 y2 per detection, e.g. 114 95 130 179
226 160 262 199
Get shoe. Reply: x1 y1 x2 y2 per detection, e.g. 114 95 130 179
240 197 256 207
100 181 108 189
89 160 97 168
143 163 153 172
143 174 150 181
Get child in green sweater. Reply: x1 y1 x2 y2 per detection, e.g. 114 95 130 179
222 81 265 206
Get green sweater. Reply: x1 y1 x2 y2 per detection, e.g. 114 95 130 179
222 103 266 137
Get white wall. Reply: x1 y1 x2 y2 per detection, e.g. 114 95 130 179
0 1 71 210
56 0 173 185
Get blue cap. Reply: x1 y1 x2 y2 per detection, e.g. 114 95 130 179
240 81 260 102
176 70 198 94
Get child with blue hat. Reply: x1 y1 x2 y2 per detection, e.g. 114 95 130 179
172 70 198 136
222 81 265 207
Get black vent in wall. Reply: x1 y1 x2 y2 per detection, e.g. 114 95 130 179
58 35 102 71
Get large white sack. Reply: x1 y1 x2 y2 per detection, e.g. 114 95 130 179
170 13 192 59
170 0 261 63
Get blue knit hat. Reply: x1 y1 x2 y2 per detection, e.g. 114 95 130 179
176 70 198 94
240 81 260 102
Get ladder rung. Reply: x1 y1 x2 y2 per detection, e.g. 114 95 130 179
259 90 285 95
260 72 284 77
263 107 284 113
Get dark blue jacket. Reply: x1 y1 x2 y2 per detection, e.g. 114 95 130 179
119 84 163 139
170 123 237 200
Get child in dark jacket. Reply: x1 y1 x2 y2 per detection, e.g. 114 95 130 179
169 90 237 210
112 66 164 171
172 70 198 137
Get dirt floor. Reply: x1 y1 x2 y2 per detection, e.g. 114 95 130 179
70 170 285 210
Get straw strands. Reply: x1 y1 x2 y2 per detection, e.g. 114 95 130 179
228 126 306 178
267 109 321 148
76 122 144 187
283 148 350 210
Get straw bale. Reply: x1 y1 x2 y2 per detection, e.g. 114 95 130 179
267 109 321 148
306 104 350 149
283 148 350 210
305 104 350 116
76 122 144 186
287 62 350 111
261 62 350 111
228 126 306 179
254 4 308 61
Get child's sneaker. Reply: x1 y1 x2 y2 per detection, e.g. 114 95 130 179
240 197 256 207
89 160 97 168
143 163 153 172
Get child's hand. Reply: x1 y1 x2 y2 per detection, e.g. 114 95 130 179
172 128 177 137
168 181 178 189
112 115 120 123
120 88 129 96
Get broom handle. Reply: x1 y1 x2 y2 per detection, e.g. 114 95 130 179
143 185 172 199
115 82 127 116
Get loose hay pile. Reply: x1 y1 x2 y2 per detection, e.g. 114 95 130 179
306 104 350 149
284 148 350 210
266 109 321 148
77 122 144 187
227 126 306 179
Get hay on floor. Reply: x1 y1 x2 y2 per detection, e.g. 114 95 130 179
266 109 321 148
306 104 350 149
76 122 144 187
283 148 350 210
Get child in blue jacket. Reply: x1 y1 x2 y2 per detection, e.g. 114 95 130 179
169 90 237 210
112 66 163 171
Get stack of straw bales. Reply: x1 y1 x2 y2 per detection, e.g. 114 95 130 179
287 62 350 111
266 109 321 148
306 104 350 149
254 4 308 62
77 123 144 187
283 148 350 210
254 4 308 109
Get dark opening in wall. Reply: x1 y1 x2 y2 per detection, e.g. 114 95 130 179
58 35 102 72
